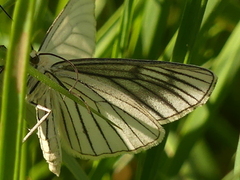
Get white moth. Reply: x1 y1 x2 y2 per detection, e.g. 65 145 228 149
26 0 217 176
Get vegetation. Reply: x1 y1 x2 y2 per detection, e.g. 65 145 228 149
0 0 239 179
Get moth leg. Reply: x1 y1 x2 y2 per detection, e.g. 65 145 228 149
23 104 51 142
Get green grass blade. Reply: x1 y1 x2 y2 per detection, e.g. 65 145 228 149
111 0 134 58
233 135 240 180
172 0 208 63
1 0 239 179
0 0 35 179
166 18 240 178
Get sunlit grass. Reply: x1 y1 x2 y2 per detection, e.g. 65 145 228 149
0 0 239 179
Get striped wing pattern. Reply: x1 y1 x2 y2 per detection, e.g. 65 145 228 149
27 58 217 175
26 0 217 176
27 0 95 175
53 58 217 125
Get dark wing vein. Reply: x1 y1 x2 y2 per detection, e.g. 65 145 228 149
27 58 216 158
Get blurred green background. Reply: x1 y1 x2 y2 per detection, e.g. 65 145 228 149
0 0 239 179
